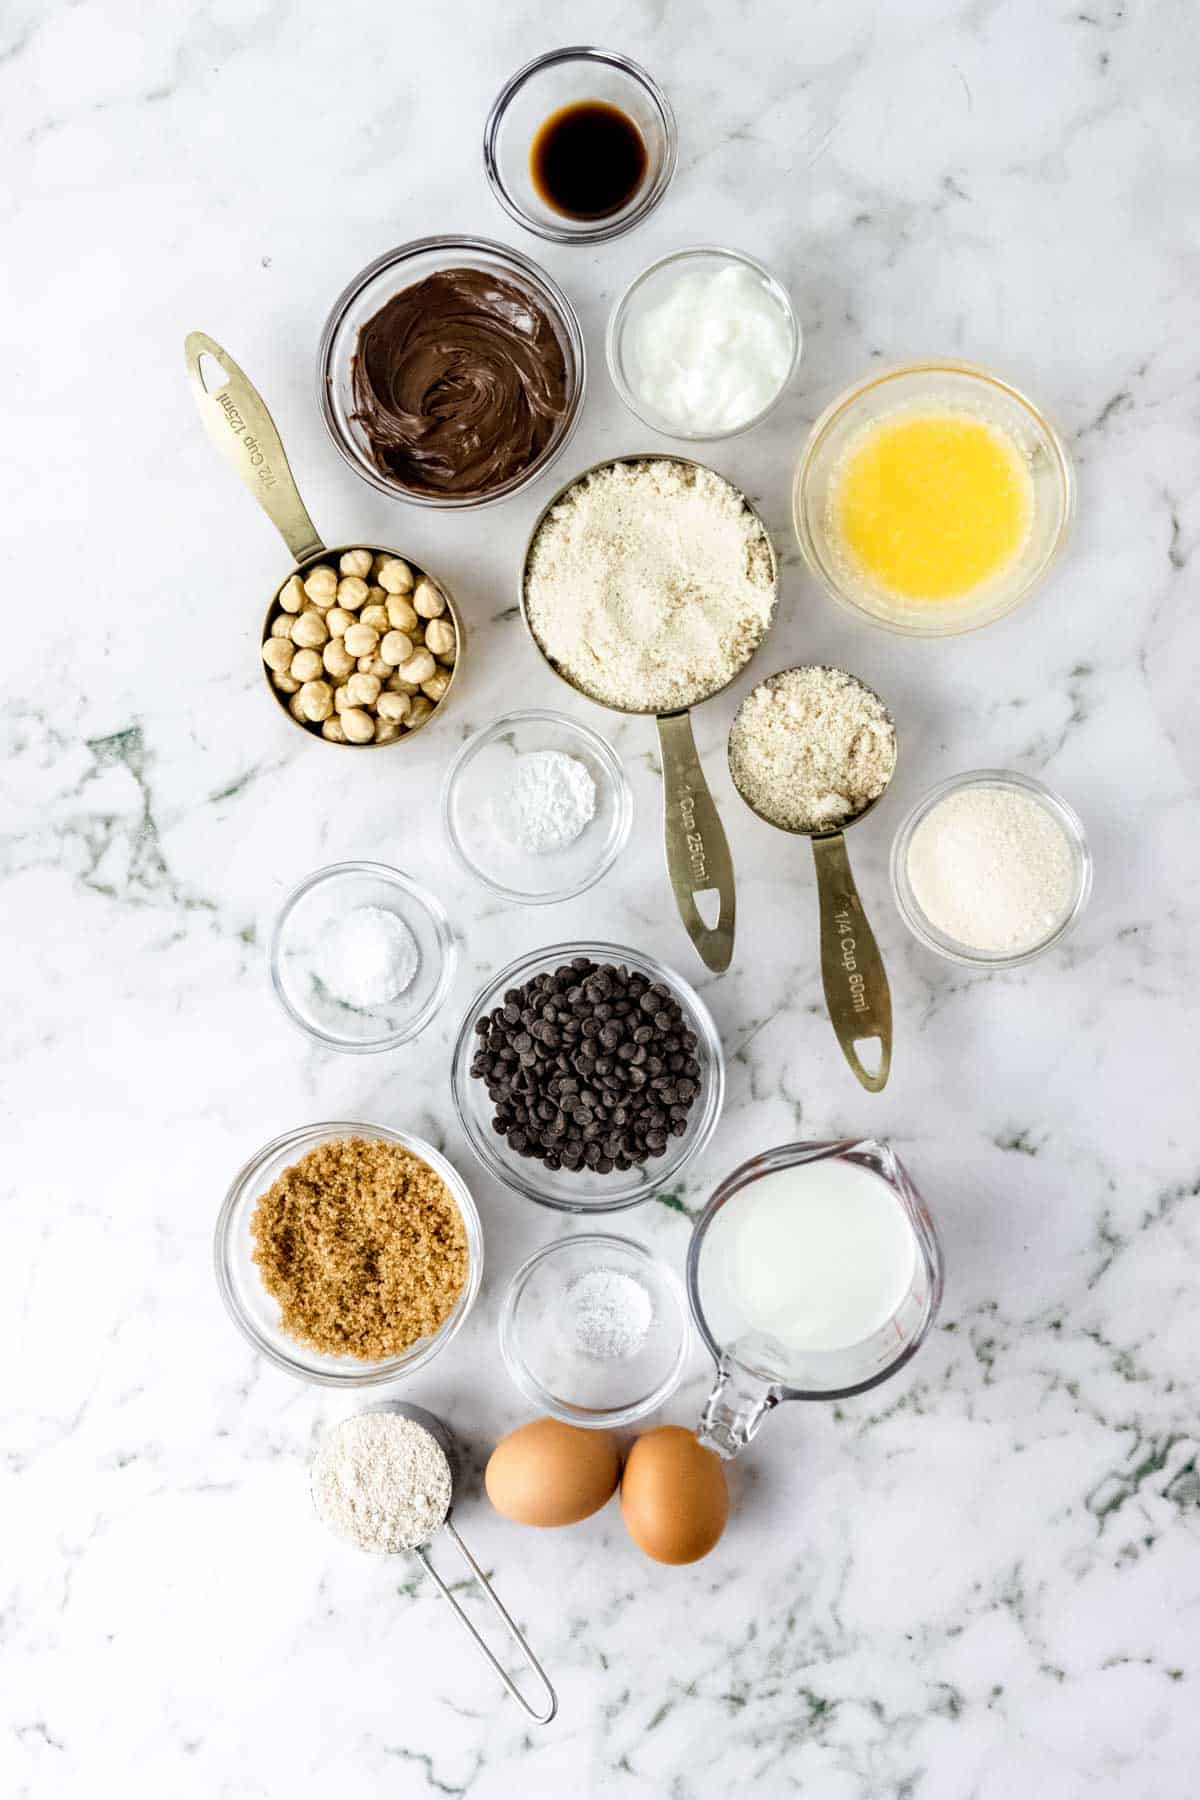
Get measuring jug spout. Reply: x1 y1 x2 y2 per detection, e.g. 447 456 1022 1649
698 1362 779 1459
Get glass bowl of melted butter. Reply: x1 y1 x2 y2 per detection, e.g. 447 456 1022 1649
793 360 1075 637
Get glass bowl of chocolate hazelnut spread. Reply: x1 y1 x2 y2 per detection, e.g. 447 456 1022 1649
318 236 586 509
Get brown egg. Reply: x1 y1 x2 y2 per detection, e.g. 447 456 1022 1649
485 1418 621 1527
620 1426 729 1565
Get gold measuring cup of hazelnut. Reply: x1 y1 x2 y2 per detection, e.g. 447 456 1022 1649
520 453 779 975
184 332 462 747
728 665 896 1091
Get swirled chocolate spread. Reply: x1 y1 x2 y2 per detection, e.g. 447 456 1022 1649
350 268 569 498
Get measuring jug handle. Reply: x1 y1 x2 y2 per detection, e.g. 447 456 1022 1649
811 831 893 1092
183 331 325 566
416 1522 557 1725
698 1363 780 1459
656 710 736 974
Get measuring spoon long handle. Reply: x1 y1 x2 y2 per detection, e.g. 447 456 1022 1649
656 710 736 974
183 331 324 565
811 831 893 1091
416 1524 557 1724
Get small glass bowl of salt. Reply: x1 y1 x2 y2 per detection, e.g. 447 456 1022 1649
269 861 457 1051
442 709 632 903
500 1233 690 1428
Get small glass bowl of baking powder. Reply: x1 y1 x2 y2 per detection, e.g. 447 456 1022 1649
269 862 457 1052
215 1121 483 1387
500 1233 690 1427
890 770 1092 968
442 709 632 904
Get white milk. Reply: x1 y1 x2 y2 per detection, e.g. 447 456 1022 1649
698 1158 917 1355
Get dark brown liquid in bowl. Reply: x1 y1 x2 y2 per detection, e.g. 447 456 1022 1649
530 101 647 220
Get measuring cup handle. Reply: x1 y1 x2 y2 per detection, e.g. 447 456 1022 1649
811 832 893 1092
183 331 325 566
416 1523 557 1725
698 1362 779 1459
656 711 736 974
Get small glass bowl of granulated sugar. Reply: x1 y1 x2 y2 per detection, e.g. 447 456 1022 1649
442 709 632 903
500 1234 690 1427
890 769 1091 967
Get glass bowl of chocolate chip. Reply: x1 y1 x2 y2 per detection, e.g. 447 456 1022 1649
450 942 725 1213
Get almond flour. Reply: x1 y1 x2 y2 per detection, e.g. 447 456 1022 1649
525 459 775 713
729 665 897 833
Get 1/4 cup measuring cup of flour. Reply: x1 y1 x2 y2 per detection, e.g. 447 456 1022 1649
686 1140 944 1457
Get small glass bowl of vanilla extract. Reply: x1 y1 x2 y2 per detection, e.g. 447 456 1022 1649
483 47 677 244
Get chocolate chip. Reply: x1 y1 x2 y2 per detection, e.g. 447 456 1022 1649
469 957 703 1175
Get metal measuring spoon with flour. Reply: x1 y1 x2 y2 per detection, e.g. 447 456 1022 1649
312 1402 557 1723
728 664 897 1091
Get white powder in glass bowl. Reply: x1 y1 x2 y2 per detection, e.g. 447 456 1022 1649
905 784 1076 955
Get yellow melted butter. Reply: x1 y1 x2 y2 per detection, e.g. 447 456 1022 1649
831 411 1033 602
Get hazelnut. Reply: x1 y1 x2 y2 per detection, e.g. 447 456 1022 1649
362 655 390 680
288 691 307 722
422 670 451 702
341 708 375 744
343 622 379 658
325 607 355 638
405 696 435 729
262 636 294 673
272 671 300 695
377 557 414 595
333 686 353 714
423 618 456 658
376 691 411 723
385 595 419 633
339 549 373 580
380 630 414 667
412 578 445 619
346 672 382 707
269 613 294 639
290 647 324 683
291 610 329 649
303 565 338 606
387 674 422 696
337 576 370 611
395 647 435 685
322 716 347 743
323 639 356 680
360 603 390 632
374 719 401 744
278 574 307 613
298 679 334 722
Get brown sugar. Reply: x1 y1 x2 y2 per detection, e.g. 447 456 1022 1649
250 1137 468 1359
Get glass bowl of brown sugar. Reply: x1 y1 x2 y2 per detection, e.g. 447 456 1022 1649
214 1122 483 1387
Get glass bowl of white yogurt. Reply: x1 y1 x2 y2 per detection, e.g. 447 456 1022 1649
607 245 800 441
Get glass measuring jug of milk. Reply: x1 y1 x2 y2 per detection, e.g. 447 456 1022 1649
687 1140 943 1457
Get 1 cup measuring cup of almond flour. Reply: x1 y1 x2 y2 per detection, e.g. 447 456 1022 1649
184 332 464 748
687 1140 944 1457
520 453 779 974
728 665 896 1090
313 1401 557 1723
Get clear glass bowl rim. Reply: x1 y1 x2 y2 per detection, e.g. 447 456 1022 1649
450 938 726 1212
685 1137 945 1403
792 357 1076 637
316 234 586 509
213 1120 484 1387
889 768 1093 967
482 45 678 245
268 859 458 1052
606 244 801 442
499 1230 691 1427
440 708 633 903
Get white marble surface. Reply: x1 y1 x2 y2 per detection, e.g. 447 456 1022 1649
4 1 1199 1794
